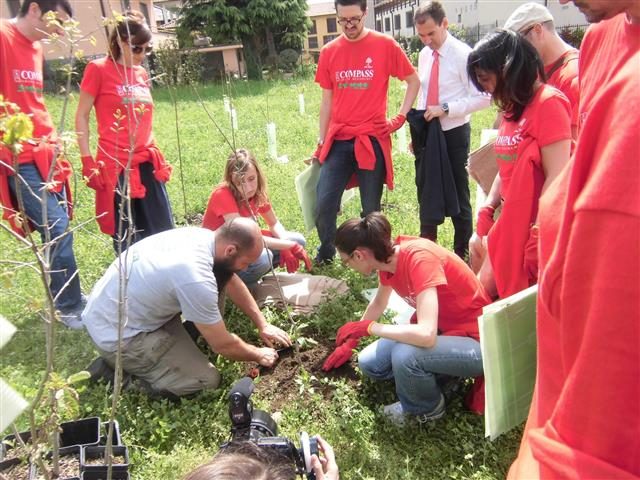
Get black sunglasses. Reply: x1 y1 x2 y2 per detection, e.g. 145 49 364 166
131 44 153 54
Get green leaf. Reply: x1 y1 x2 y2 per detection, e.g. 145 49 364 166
67 371 91 385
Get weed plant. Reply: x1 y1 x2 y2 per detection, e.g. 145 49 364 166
0 77 520 479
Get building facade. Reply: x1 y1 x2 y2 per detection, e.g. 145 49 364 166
303 1 338 58
0 0 173 60
372 0 586 42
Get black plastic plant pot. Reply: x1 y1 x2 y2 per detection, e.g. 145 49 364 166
81 446 129 473
0 457 30 477
99 421 122 446
31 445 81 480
81 470 130 480
1 430 33 467
60 417 101 454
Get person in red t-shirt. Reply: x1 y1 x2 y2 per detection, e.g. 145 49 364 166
322 212 490 425
76 10 174 254
466 30 572 299
508 2 640 478
203 149 311 286
504 3 579 139
309 0 420 265
0 0 84 327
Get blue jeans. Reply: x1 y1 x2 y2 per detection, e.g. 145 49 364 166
237 231 306 286
315 138 386 262
8 163 82 310
358 336 483 414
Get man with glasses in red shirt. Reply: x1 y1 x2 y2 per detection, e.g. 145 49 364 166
310 0 420 265
0 0 85 328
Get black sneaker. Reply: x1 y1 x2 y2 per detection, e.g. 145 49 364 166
313 255 334 267
86 357 115 384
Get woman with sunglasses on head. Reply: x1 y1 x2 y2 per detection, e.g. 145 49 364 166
322 212 490 425
76 10 174 253
467 29 571 299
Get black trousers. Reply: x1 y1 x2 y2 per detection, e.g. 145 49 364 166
422 123 472 259
112 162 175 253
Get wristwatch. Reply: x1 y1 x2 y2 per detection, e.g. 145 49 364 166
442 103 449 114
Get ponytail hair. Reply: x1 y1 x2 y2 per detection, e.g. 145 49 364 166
335 212 394 262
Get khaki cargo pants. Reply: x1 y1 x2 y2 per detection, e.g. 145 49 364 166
97 315 220 397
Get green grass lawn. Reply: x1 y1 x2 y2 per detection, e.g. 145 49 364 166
0 77 522 479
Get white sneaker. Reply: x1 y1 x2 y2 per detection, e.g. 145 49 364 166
58 294 87 330
383 395 446 426
382 401 408 426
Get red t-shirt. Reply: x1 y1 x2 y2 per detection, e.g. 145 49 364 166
494 85 571 200
0 20 55 143
202 185 272 231
378 236 490 341
508 14 640 479
80 57 154 158
315 30 415 127
545 49 579 130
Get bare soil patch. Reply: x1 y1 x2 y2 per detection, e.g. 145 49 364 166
250 339 361 410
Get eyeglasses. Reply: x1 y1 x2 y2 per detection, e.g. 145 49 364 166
131 44 153 55
340 251 356 267
337 15 364 27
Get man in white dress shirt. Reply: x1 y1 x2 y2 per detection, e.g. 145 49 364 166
414 1 490 259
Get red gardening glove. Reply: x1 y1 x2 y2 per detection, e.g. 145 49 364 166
279 248 299 273
290 244 312 271
476 205 496 236
523 224 539 283
374 113 406 137
335 320 373 346
322 338 360 371
307 143 323 164
81 155 105 190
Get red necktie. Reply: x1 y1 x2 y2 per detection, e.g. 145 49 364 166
427 50 440 106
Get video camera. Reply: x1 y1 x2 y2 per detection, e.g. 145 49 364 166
221 377 319 480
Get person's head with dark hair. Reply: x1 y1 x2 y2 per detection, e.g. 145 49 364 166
335 212 394 274
108 10 153 66
16 0 72 41
334 0 367 11
467 29 544 122
214 217 263 279
334 0 368 41
222 149 269 208
414 1 449 51
184 442 296 480
414 1 446 26
184 436 339 480
19 0 72 18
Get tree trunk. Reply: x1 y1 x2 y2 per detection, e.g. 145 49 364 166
265 28 277 58
242 36 263 80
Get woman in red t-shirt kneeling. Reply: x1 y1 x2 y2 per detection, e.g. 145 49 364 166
322 212 490 425
466 29 571 299
202 149 311 286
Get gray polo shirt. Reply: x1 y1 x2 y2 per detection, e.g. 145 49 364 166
83 227 222 352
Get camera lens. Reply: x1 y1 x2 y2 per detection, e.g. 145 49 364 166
250 409 278 438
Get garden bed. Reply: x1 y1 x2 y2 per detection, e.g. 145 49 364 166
251 339 360 410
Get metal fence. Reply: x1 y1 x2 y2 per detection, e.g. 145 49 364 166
453 22 590 48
